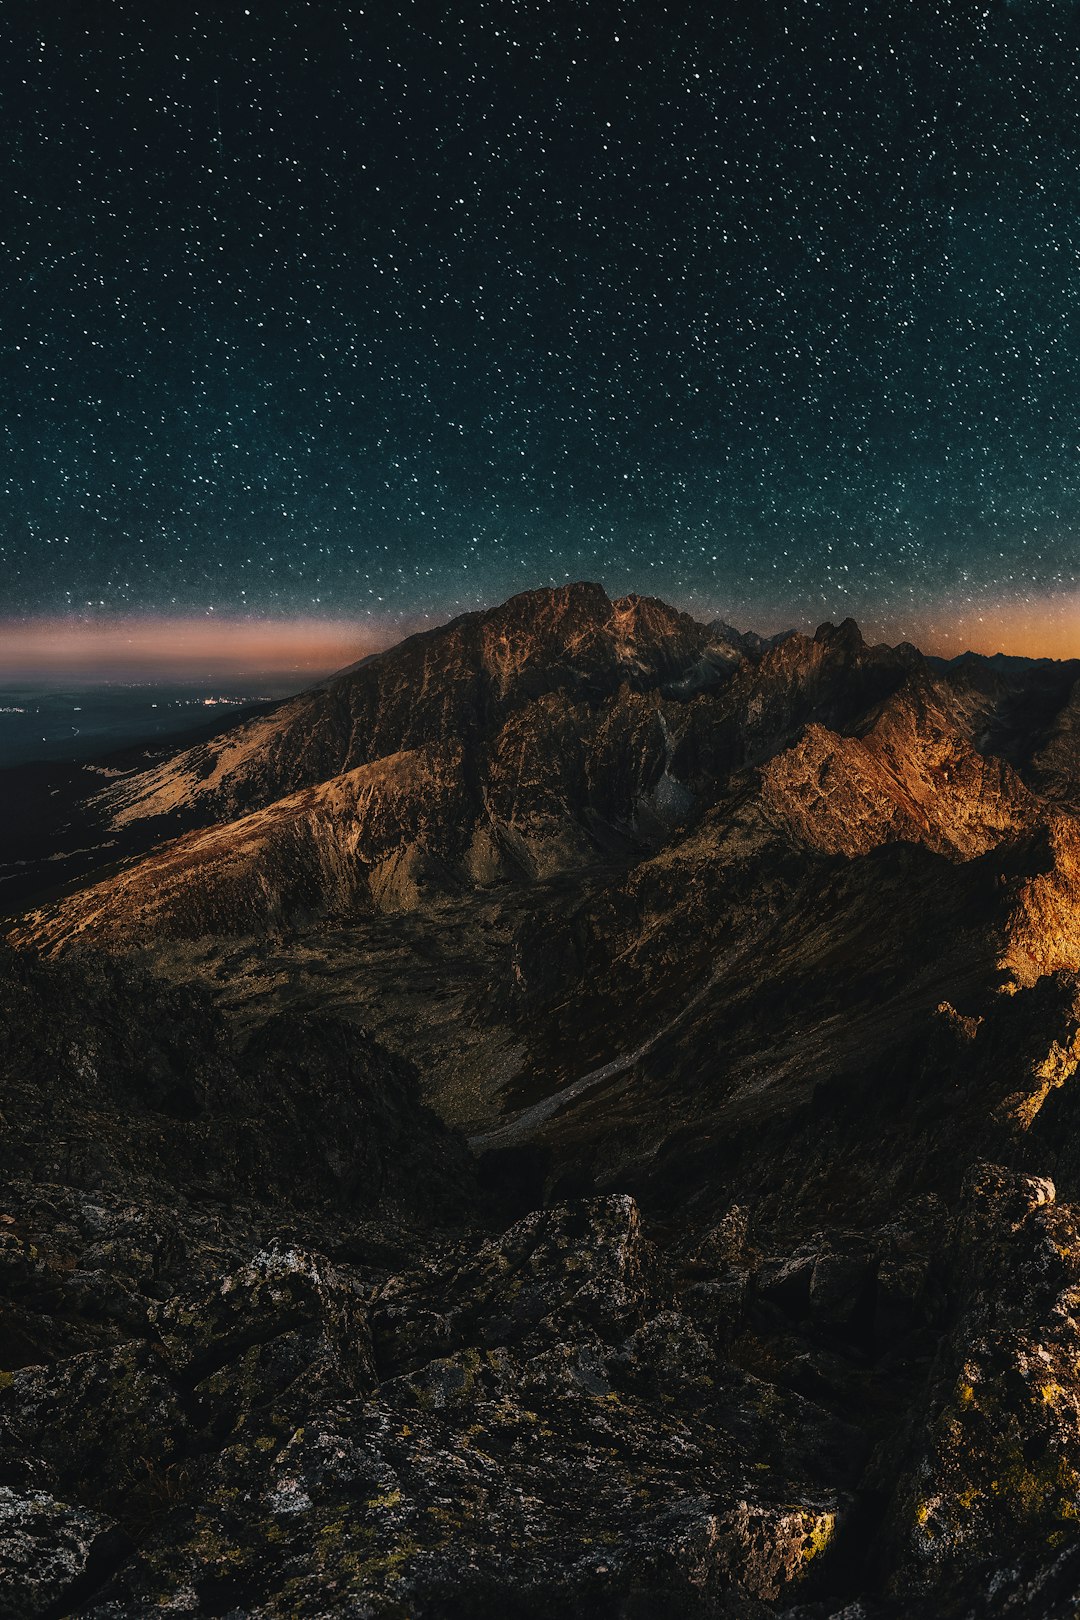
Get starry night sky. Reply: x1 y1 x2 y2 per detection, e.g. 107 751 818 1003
4 0 1080 655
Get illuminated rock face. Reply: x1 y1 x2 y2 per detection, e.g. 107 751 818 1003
11 583 1057 953
888 1165 1080 1593
2 586 1080 1615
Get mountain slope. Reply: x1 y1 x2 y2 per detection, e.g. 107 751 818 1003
8 591 1080 1143
4 584 1080 1617
11 596 930 951
93 583 716 833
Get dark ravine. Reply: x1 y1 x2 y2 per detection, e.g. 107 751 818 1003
2 583 1080 1617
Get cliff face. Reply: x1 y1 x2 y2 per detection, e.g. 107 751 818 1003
1031 673 1080 810
91 584 715 833
758 678 1038 860
9 594 929 949
3 586 1080 1618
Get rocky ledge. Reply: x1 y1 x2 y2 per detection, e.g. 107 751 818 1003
3 944 1080 1618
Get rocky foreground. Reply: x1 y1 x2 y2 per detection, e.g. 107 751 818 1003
3 584 1080 1616
3 944 1080 1619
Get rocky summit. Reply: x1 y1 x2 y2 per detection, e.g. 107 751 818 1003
2 582 1080 1618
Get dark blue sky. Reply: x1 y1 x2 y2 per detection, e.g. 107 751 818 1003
3 0 1080 647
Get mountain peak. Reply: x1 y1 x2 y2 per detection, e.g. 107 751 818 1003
814 617 865 654
708 618 797 658
501 580 611 616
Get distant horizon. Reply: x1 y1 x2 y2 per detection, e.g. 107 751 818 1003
8 5 1080 705
0 581 1077 684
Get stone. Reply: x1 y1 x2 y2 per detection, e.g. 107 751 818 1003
0 1485 118 1620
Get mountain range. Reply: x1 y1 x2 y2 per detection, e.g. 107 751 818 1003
2 581 1080 1618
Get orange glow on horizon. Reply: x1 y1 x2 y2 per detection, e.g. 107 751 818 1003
907 591 1080 662
0 593 1075 685
0 616 396 682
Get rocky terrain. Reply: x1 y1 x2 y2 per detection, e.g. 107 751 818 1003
2 581 1080 1617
